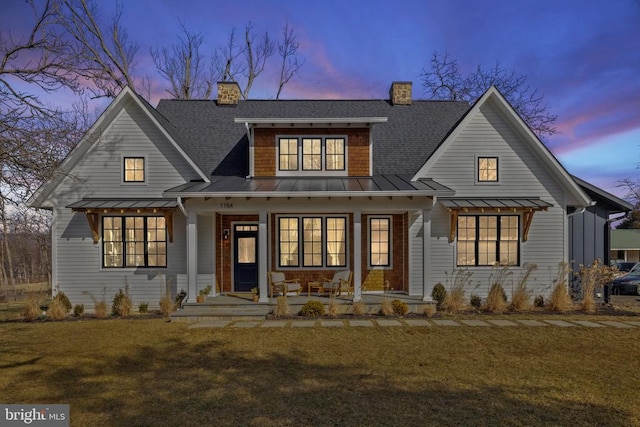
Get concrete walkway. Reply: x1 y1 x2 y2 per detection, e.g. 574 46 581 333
188 318 640 329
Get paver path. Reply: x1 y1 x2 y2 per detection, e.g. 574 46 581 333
189 318 640 329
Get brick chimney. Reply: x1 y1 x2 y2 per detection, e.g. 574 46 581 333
217 81 241 105
389 81 412 105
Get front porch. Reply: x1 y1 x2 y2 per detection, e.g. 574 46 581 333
170 292 430 323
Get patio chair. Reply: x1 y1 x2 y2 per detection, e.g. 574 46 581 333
268 271 302 298
322 270 353 296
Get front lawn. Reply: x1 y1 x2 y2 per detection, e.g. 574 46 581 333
1 318 639 426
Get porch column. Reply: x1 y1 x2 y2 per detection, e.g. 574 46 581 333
211 212 218 296
186 210 198 303
353 210 362 301
422 207 433 302
258 210 269 302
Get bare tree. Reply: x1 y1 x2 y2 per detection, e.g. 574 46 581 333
56 0 139 98
421 51 558 138
0 0 86 293
213 22 303 99
275 23 303 100
151 24 219 99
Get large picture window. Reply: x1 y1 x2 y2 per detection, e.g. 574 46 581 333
457 215 519 266
278 216 347 268
103 216 167 268
277 136 346 173
369 217 391 267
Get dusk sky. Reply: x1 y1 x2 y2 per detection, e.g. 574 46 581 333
5 0 640 199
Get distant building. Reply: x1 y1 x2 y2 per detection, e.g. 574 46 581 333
610 229 640 262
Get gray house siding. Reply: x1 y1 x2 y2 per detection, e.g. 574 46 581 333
47 99 197 309
416 100 568 298
568 204 608 270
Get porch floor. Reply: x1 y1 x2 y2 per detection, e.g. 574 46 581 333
171 292 430 322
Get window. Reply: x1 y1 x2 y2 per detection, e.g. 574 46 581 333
279 217 299 266
326 138 345 170
278 216 347 268
279 138 298 171
478 157 498 182
103 216 167 268
369 218 391 267
302 138 322 170
124 157 145 182
303 217 322 266
457 215 519 266
277 136 346 173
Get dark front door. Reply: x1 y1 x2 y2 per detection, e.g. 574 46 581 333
233 225 258 292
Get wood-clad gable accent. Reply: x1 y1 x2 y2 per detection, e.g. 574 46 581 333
253 128 370 177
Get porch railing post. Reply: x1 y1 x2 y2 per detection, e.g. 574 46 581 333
258 210 269 302
353 210 362 301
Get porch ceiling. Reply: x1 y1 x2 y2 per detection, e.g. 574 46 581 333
163 174 455 198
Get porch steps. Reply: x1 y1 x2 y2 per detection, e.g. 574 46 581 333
170 294 432 323
171 302 271 323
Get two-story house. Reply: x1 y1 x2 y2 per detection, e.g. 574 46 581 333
30 81 604 308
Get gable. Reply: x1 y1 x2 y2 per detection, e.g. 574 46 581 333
29 87 207 208
414 87 591 208
32 92 204 208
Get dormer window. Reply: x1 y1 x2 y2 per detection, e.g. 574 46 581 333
277 136 347 175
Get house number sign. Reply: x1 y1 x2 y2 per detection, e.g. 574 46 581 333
219 202 234 209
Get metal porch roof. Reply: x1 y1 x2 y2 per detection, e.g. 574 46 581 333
163 175 454 198
439 198 553 210
67 198 178 210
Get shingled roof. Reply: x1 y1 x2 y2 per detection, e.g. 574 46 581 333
155 98 470 177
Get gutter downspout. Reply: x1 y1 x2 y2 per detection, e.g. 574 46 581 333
177 196 187 216
566 201 596 218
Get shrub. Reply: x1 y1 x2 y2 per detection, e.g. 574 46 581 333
94 300 108 318
431 283 447 307
112 289 132 317
300 300 324 317
380 297 394 316
352 300 366 316
470 294 482 309
578 260 615 313
138 302 149 313
534 295 544 308
159 294 175 318
21 299 41 321
423 304 436 318
73 304 85 317
391 299 409 316
275 295 290 317
510 263 536 312
48 299 67 320
327 299 338 317
548 283 572 312
53 292 72 313
485 283 508 313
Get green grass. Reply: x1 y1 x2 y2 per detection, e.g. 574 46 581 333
1 318 639 426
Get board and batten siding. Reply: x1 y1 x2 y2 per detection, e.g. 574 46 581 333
414 99 569 298
48 99 201 309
